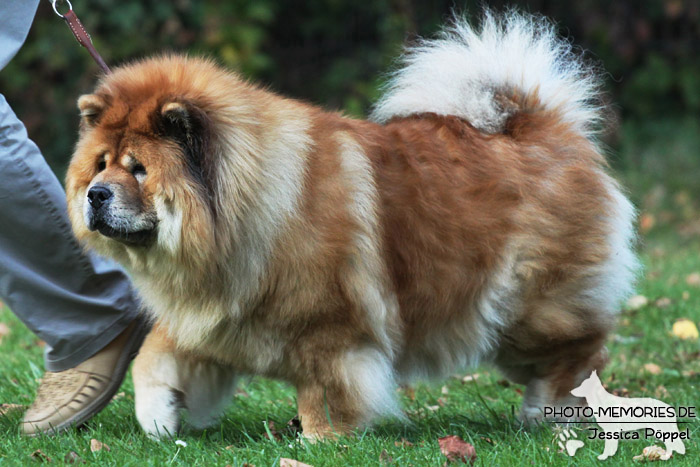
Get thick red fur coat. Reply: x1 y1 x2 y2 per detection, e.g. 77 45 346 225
65 12 638 438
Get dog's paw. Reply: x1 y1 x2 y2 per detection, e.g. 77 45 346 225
135 386 184 439
558 429 584 456
519 404 545 426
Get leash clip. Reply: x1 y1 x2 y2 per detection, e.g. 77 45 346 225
51 0 73 17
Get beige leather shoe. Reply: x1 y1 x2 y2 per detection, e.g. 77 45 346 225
21 319 148 436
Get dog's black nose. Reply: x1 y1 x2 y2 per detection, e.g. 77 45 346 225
87 185 113 210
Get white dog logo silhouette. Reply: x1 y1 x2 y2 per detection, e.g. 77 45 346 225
570 370 686 460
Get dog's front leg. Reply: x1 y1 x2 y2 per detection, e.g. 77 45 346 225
132 323 185 438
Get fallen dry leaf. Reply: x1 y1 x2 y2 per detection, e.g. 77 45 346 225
30 449 52 462
674 191 691 206
654 297 672 308
264 420 282 441
438 435 476 464
64 451 85 464
394 438 414 447
672 319 699 340
604 385 630 397
90 439 110 452
686 273 700 287
0 322 10 344
462 374 480 384
284 416 302 437
400 385 416 400
650 246 666 258
0 403 25 416
632 445 670 461
613 334 639 344
655 385 670 399
644 363 662 375
279 459 313 467
379 449 394 465
626 295 649 310
639 213 655 233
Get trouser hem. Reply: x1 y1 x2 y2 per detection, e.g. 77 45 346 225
43 311 141 372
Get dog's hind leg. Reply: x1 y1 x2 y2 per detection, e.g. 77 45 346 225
495 308 609 424
525 348 607 423
181 360 238 429
522 345 607 423
296 345 400 440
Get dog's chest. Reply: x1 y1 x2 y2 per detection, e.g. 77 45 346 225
197 315 289 375
151 298 288 376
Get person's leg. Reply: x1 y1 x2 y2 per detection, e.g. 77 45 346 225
0 93 137 369
0 93 147 434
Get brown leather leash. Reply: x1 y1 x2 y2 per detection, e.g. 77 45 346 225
51 0 111 74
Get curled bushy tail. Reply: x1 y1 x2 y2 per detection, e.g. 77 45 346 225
371 10 604 140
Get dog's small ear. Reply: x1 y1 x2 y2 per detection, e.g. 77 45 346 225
158 101 210 152
77 94 105 127
157 100 213 191
160 102 193 138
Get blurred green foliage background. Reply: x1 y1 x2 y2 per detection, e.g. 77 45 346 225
1 0 698 216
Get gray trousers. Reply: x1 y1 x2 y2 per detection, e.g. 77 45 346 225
0 95 139 371
0 0 138 372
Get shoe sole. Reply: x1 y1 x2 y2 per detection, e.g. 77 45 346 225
24 317 151 436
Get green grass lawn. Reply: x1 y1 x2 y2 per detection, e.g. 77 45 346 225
0 230 698 466
2 117 700 465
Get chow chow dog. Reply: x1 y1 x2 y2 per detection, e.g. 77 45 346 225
65 12 638 439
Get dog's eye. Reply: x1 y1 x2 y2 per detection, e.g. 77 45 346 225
97 159 106 172
132 163 147 177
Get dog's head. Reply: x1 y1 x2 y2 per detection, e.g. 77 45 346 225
72 94 204 243
66 56 269 270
